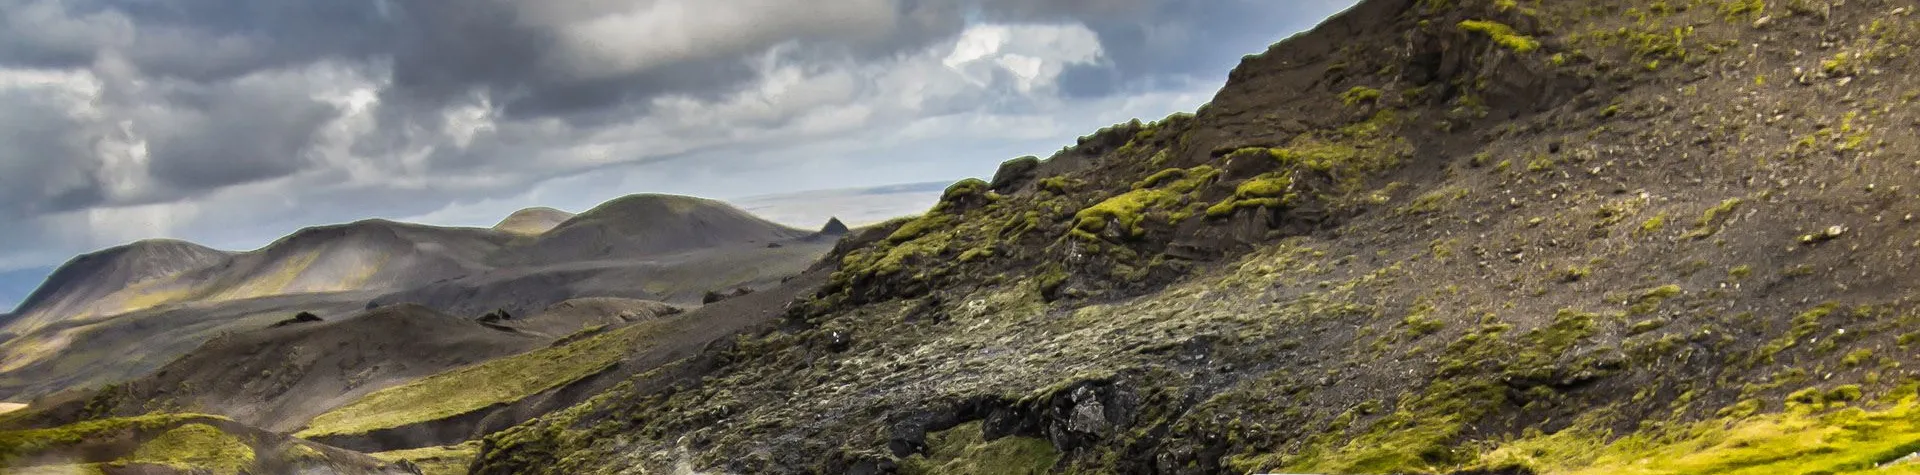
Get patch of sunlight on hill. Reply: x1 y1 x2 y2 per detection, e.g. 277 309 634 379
296 320 668 438
208 251 319 301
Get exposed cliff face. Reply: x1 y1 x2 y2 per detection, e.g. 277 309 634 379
466 0 1920 473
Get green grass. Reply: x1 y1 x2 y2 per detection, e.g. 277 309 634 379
899 421 1059 475
297 321 664 438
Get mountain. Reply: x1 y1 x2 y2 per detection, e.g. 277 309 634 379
505 194 812 264
0 266 54 316
0 194 833 402
446 0 1920 473
6 239 232 331
491 207 575 236
819 217 851 235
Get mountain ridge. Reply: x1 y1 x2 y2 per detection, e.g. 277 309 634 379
0 192 835 402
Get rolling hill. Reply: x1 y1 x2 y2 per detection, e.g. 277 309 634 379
6 240 233 332
4 299 680 440
0 194 837 402
491 207 575 236
504 194 813 264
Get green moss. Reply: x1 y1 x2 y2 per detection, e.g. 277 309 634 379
1505 394 1920 475
0 414 228 465
942 178 989 202
1206 173 1296 218
1403 310 1446 337
1828 385 1864 403
1460 20 1541 53
372 442 479 475
298 320 670 438
1638 212 1669 236
1074 166 1218 240
887 213 954 243
1728 265 1753 279
127 423 255 474
1398 187 1469 215
899 421 1058 475
1751 302 1840 365
1628 285 1683 315
1038 176 1075 195
1843 349 1874 367
1340 86 1385 106
1133 167 1202 190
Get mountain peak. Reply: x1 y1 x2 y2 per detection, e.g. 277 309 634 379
509 193 810 262
819 217 850 235
493 207 576 236
9 238 231 324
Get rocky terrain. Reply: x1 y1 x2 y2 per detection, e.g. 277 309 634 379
457 0 1920 473
10 0 1920 473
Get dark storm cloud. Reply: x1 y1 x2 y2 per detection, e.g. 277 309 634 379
0 0 1362 276
0 0 390 81
142 79 343 190
0 87 107 216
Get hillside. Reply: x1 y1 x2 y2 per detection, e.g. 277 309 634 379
6 304 545 434
292 266 830 453
504 194 813 264
492 207 576 236
7 239 232 331
450 0 1920 474
0 413 411 474
0 194 835 402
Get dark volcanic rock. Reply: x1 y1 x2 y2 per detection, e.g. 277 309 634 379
269 312 326 328
702 287 756 304
818 217 851 235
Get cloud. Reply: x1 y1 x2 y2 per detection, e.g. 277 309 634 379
0 0 1364 278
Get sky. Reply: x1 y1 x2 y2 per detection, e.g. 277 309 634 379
0 0 1361 312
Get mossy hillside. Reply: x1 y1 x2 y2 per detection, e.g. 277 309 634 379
823 93 1416 314
127 423 256 474
468 0 1920 473
1071 165 1219 240
297 318 668 438
1477 392 1920 475
0 413 229 464
899 421 1059 475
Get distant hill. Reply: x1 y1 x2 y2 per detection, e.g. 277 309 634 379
7 240 232 331
505 194 810 264
10 304 545 433
491 207 576 236
0 413 412 474
0 193 836 401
